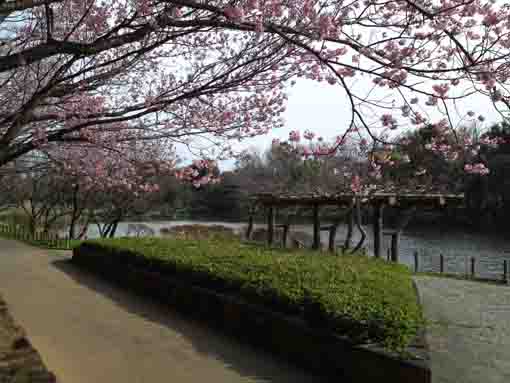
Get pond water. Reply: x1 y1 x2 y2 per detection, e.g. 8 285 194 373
81 220 510 274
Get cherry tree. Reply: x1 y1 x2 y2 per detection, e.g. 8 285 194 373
0 0 509 183
0 134 172 237
0 153 75 232
45 135 174 238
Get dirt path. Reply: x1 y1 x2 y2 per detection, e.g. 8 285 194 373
0 239 321 383
414 276 510 383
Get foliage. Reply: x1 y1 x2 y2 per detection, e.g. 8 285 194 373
233 140 361 194
186 172 244 220
0 143 173 239
1 0 510 181
463 121 510 227
76 237 424 351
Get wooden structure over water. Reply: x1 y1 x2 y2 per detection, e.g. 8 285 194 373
248 191 465 261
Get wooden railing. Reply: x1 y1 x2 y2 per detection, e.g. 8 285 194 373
409 249 510 285
0 223 74 250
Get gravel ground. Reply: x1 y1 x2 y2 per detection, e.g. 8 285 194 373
414 276 510 383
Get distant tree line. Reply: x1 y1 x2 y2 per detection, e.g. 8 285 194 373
2 121 509 235
161 121 510 232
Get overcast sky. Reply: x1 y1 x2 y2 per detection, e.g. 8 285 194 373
175 75 502 171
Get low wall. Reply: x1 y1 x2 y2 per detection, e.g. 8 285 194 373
72 245 431 383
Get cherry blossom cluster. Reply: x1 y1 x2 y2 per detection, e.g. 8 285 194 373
1 0 510 188
45 133 175 197
175 159 221 188
464 163 490 175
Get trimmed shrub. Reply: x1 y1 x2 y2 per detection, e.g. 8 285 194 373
74 237 423 352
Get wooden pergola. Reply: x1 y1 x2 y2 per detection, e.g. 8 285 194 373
247 191 465 261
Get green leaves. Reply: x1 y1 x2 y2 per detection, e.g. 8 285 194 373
81 237 423 352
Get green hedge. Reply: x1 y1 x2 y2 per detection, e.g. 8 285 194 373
77 237 423 352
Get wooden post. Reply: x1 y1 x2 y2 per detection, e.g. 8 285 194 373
312 204 320 250
414 251 419 273
373 203 384 258
267 205 274 246
328 225 338 253
440 254 444 273
390 232 400 262
282 224 289 248
471 257 476 279
246 213 254 240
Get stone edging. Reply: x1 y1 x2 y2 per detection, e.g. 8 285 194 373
72 246 431 383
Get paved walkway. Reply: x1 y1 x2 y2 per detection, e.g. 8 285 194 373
0 239 321 383
414 276 510 383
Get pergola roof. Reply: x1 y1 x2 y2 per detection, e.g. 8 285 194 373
252 191 465 208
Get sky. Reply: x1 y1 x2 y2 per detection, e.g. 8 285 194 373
176 76 502 171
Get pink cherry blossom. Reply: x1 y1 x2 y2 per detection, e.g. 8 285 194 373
289 130 301 142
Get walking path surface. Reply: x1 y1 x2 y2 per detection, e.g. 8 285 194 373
414 276 510 383
0 239 321 383
3 238 509 383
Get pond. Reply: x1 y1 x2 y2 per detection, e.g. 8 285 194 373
80 220 510 272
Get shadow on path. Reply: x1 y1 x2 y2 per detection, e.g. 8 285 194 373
51 257 328 383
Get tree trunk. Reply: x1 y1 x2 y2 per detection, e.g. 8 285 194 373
373 203 384 258
312 203 320 250
108 220 119 238
267 205 274 246
352 198 367 254
99 222 113 238
68 184 80 239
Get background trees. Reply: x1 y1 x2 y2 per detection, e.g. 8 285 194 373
2 1 510 235
1 0 510 171
0 137 174 238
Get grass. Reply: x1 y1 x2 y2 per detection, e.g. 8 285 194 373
76 237 424 352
